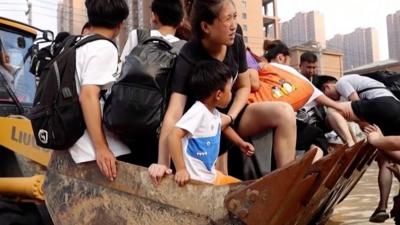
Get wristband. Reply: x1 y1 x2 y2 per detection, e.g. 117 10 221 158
228 114 234 126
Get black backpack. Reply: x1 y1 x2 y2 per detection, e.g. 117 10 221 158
29 32 70 77
358 71 400 99
103 29 185 143
28 35 116 150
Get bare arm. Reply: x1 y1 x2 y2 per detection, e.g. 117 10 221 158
365 124 400 151
248 68 260 92
347 92 360 101
220 113 232 129
168 128 187 171
373 136 400 151
316 94 342 110
228 70 251 119
222 126 254 156
168 127 190 186
325 107 356 146
80 85 116 181
222 126 245 146
148 93 186 184
158 93 187 165
316 94 353 119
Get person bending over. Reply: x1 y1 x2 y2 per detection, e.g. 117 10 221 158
317 74 400 222
299 51 356 147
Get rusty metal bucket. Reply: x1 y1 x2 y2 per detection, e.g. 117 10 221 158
44 141 376 225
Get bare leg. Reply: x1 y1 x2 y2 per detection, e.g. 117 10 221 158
326 107 356 146
349 122 360 143
215 152 228 175
377 153 392 210
310 145 323 163
238 102 296 168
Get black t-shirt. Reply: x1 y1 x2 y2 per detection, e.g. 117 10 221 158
171 34 248 111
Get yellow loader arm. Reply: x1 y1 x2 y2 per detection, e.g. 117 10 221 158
0 117 51 167
0 117 51 201
0 175 45 201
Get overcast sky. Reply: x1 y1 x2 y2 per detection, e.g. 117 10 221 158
278 0 400 60
0 0 58 34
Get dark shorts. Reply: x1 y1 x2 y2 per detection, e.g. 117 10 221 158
313 106 332 133
117 136 159 167
351 96 400 135
219 104 249 155
296 120 328 155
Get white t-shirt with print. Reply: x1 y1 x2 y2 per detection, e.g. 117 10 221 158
120 29 180 63
68 38 131 163
175 101 221 184
270 62 323 110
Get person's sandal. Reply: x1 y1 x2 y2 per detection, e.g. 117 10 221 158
369 208 389 223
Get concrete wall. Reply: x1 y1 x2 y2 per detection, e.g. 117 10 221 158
290 47 343 79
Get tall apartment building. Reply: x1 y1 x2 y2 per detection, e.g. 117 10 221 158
327 34 344 52
327 27 379 70
233 0 278 55
57 0 87 35
387 10 400 60
280 11 326 48
261 1 280 40
57 0 270 54
117 0 151 49
57 0 151 49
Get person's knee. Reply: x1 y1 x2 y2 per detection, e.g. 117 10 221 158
326 108 339 121
275 102 295 124
377 153 390 167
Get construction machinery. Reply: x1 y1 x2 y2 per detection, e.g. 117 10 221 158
0 16 378 225
0 16 53 225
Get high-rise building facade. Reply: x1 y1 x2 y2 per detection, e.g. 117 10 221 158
234 0 263 54
327 34 344 52
57 0 151 49
387 10 400 60
117 0 151 49
233 0 278 55
57 0 87 35
58 0 271 54
261 1 280 40
280 11 326 48
327 27 379 70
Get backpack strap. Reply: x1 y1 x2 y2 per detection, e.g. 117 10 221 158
75 34 117 49
137 29 151 44
170 40 186 54
357 86 388 95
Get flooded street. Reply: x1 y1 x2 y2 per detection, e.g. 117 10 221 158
327 162 399 225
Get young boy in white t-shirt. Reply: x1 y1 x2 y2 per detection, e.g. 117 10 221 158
168 61 255 186
68 0 130 182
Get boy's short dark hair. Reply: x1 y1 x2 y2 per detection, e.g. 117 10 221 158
85 0 129 29
190 61 232 101
81 22 91 34
312 75 337 92
151 0 184 27
300 51 318 64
